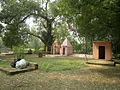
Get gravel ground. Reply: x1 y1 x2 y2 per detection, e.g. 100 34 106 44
0 65 120 90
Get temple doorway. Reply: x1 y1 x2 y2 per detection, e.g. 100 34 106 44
99 46 105 59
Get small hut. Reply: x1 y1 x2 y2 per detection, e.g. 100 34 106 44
52 40 61 54
60 38 73 56
93 41 112 60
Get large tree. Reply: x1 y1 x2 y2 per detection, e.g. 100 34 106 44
0 0 58 52
55 0 120 54
0 0 39 48
26 0 60 52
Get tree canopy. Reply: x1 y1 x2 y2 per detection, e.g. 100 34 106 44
0 0 58 51
55 0 120 54
0 0 119 54
0 0 39 48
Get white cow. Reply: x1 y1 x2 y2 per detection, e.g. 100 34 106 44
16 59 29 69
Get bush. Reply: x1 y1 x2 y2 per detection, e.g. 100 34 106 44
38 51 43 57
13 46 25 59
113 54 120 59
27 49 32 54
33 49 43 57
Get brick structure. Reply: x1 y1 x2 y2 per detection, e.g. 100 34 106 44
93 41 112 60
52 40 61 54
60 38 73 56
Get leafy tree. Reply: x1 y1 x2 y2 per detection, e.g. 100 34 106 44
27 28 43 52
0 0 69 53
0 24 3 35
53 21 70 42
13 46 25 59
26 0 60 52
0 0 39 48
55 0 120 54
2 24 28 49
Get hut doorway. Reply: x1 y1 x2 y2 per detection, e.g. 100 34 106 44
99 46 105 59
63 48 65 55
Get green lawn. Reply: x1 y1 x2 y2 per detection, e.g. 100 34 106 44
0 60 10 66
28 57 85 72
0 54 86 72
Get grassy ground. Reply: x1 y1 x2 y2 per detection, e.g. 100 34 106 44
0 54 86 72
0 55 14 66
0 54 120 90
0 60 10 66
27 56 86 72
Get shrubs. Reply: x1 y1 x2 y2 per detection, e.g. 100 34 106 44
27 49 32 54
34 50 44 57
13 46 25 59
26 48 45 58
113 54 120 59
13 47 45 58
38 51 43 57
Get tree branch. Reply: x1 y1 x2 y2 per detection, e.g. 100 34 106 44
26 30 45 44
18 14 31 24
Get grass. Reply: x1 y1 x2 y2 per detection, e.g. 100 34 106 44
0 54 86 72
26 56 86 72
38 59 85 72
0 60 10 66
0 55 120 90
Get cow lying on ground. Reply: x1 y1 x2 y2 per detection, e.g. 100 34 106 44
11 58 29 69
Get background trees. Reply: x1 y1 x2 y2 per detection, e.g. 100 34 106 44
55 0 120 54
0 0 119 55
26 0 57 52
0 0 38 49
0 0 58 52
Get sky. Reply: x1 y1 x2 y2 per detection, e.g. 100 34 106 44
26 17 36 29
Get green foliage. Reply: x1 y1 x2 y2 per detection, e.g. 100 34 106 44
0 0 38 25
56 0 120 54
71 40 81 53
38 51 43 58
27 49 32 54
70 39 92 54
24 0 59 52
0 0 67 53
53 21 70 42
49 1 60 17
113 54 120 59
13 46 25 59
28 31 42 51
0 24 4 35
0 0 38 48
2 27 28 49
0 38 11 53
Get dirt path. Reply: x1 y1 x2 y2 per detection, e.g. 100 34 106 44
0 65 120 90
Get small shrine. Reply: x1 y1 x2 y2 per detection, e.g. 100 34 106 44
52 40 61 54
93 41 112 60
60 38 73 56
